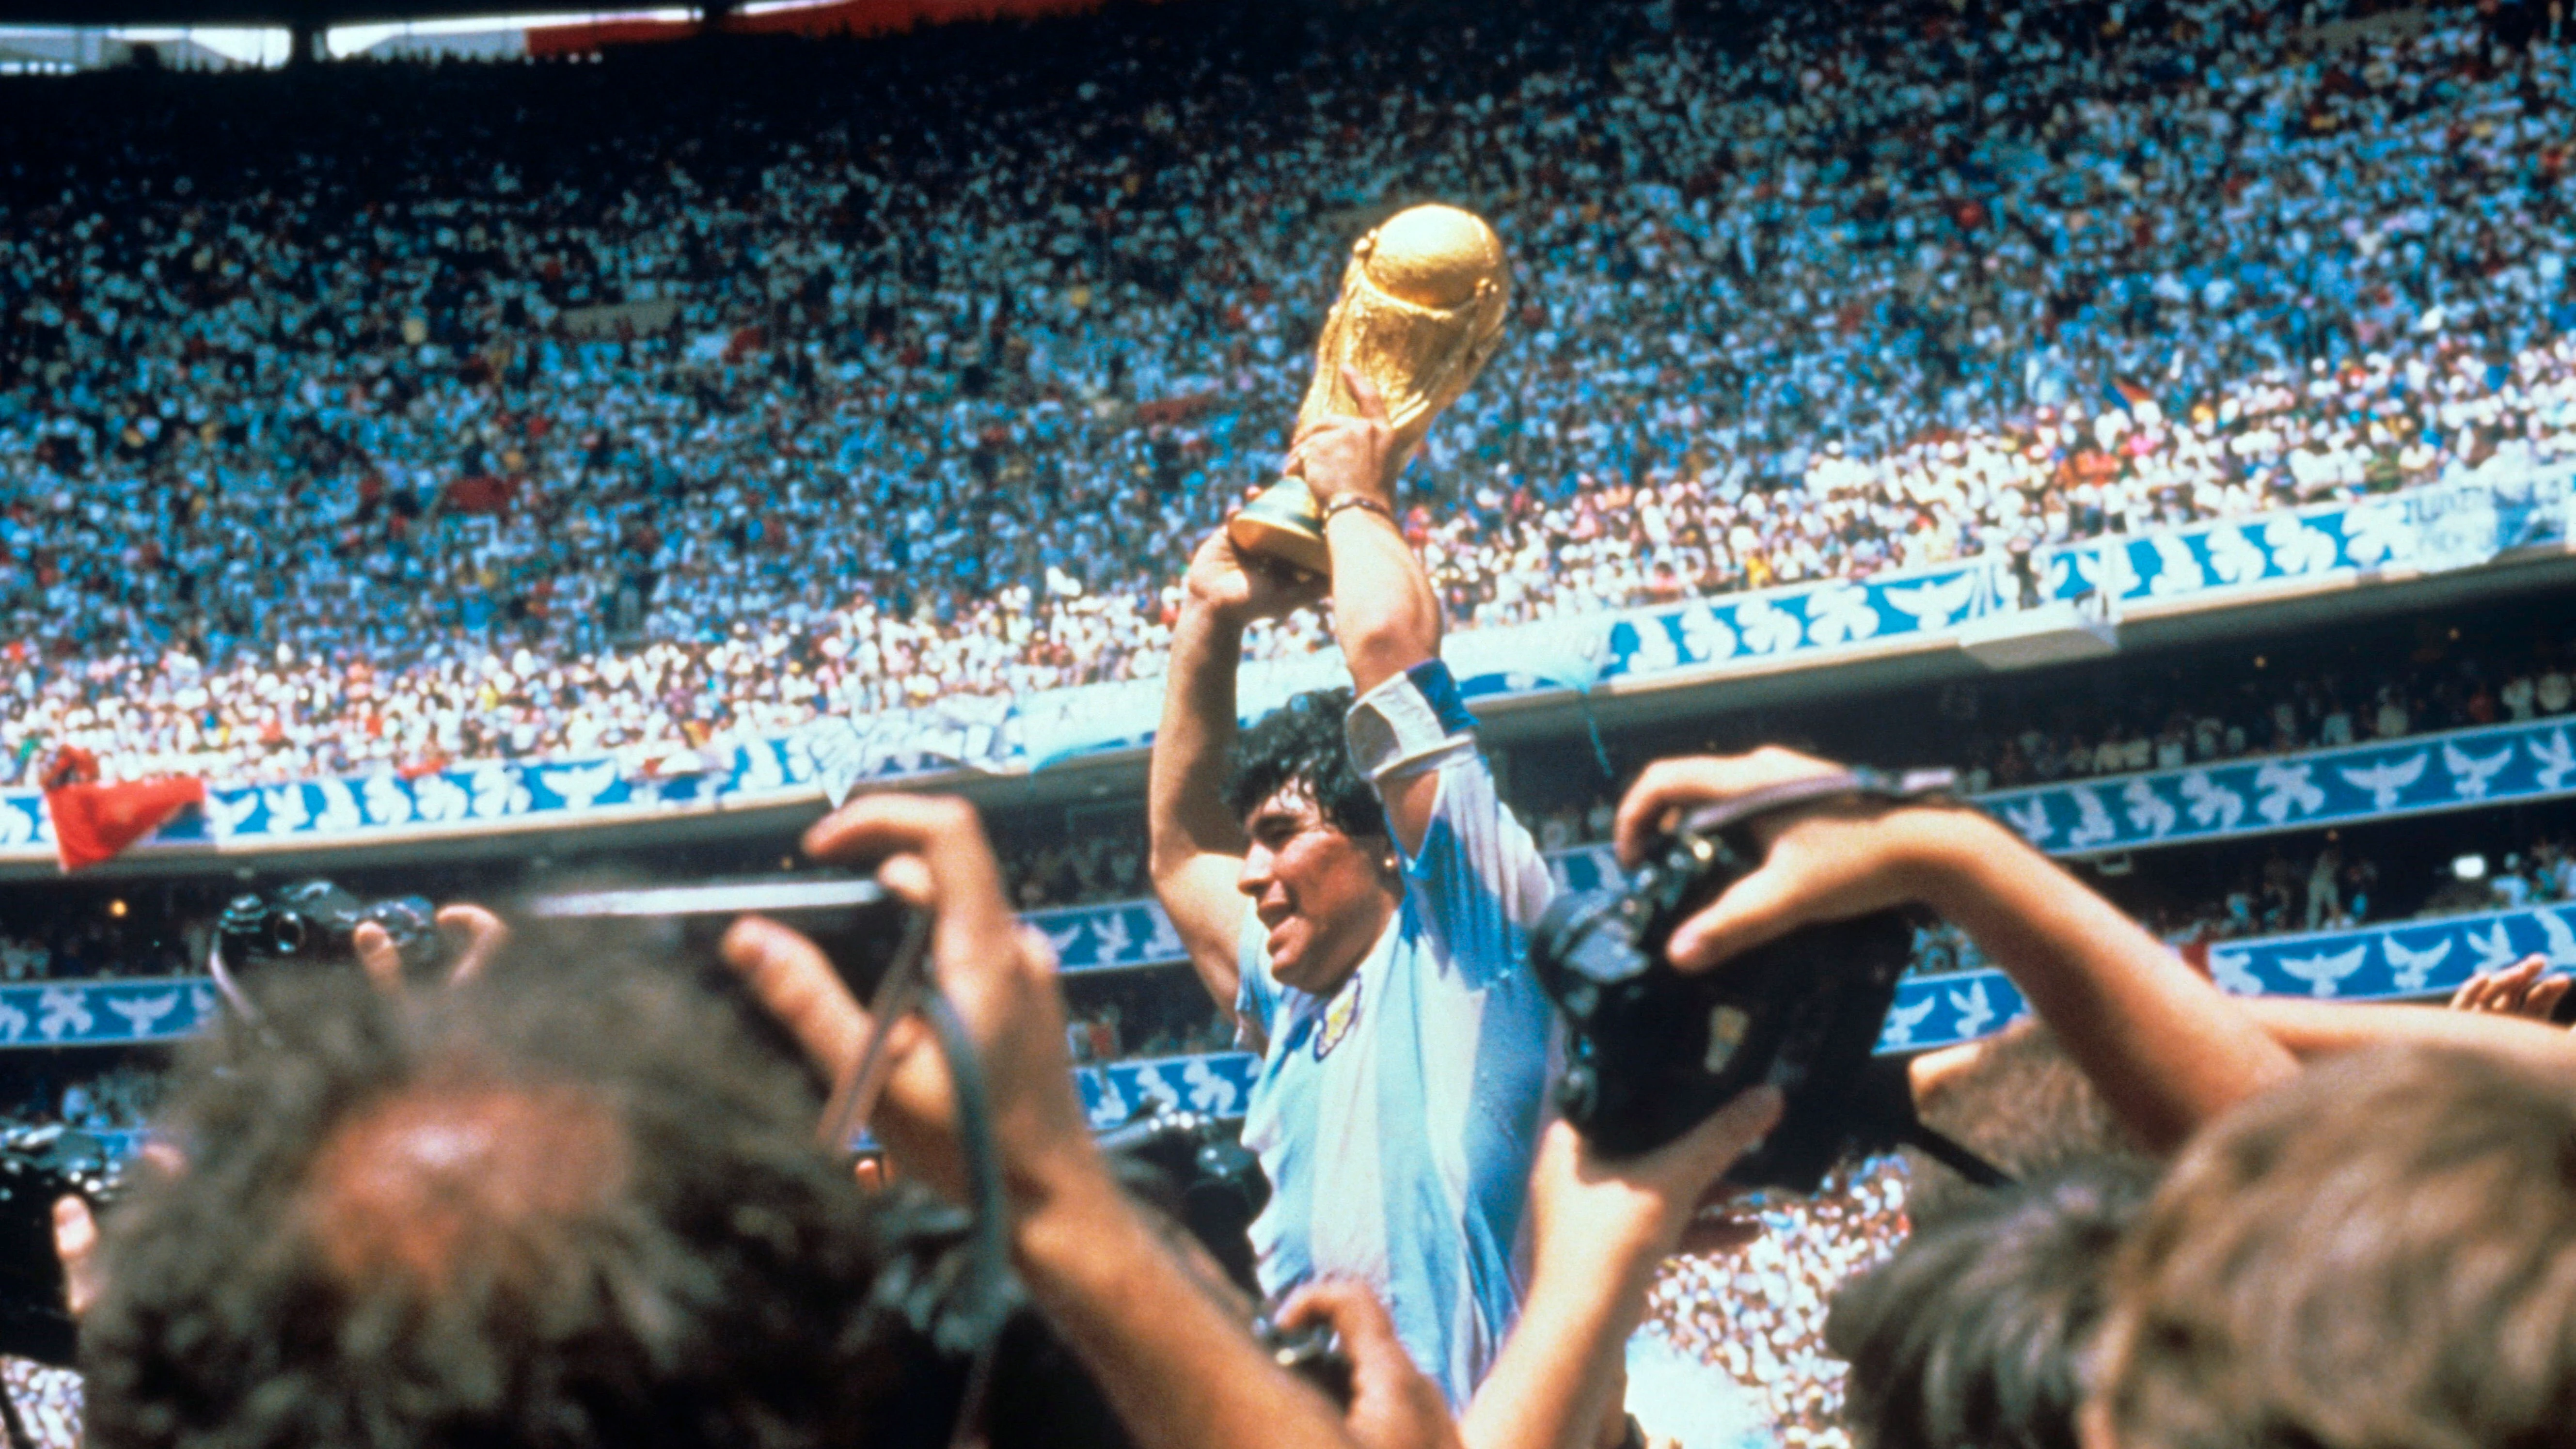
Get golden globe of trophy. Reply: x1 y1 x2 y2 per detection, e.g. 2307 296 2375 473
1228 203 1511 575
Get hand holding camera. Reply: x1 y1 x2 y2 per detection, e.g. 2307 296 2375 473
1533 748 1962 1186
350 903 509 993
214 881 512 1005
1609 748 1968 970
1577 745 2297 1160
1275 1281 1460 1449
718 793 1094 1212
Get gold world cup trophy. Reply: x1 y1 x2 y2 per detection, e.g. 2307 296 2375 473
1227 203 1511 575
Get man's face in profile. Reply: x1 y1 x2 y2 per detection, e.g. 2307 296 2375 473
1238 782 1394 996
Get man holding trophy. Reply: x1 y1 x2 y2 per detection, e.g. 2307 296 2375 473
1147 205 1560 1407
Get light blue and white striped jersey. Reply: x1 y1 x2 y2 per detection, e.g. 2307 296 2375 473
1234 749 1557 1408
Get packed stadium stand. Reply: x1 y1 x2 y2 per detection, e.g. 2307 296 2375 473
0 0 2566 788
0 0 2571 1444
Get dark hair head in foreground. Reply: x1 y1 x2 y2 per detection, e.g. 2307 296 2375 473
1224 686 1386 842
1827 1155 2161 1449
2094 1044 2576 1449
80 955 971 1449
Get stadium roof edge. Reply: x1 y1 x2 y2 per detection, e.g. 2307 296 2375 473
0 0 672 20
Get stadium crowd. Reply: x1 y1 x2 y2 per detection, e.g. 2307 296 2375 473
1059 970 1237 1064
1955 631 2576 790
1647 1158 1913 1449
992 609 2576 916
0 1059 164 1133
0 916 191 984
1 1359 80 1449
0 0 2569 789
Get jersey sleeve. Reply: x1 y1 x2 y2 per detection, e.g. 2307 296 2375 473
1400 753 1555 991
1346 662 1555 992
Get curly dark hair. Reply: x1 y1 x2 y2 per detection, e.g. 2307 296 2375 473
82 952 973 1449
1222 687 1387 841
1825 1156 2160 1449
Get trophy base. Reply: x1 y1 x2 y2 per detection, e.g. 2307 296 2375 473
1227 479 1333 576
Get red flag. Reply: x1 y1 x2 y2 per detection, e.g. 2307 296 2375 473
40 750 205 872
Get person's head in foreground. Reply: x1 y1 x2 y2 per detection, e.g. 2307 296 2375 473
2087 1043 2576 1449
1225 685 1399 996
1828 1155 2160 1449
81 957 973 1449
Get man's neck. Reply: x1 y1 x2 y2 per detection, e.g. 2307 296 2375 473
1306 888 1401 999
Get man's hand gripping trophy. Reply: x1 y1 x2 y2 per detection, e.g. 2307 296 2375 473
1228 203 1511 575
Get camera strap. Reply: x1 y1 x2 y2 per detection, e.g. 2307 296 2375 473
918 992 1017 1449
1673 766 1960 840
816 905 933 1155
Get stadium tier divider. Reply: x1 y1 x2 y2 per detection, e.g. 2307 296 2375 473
17 847 2576 1060
1 462 2567 866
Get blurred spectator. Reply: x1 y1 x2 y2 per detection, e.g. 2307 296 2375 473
1645 1156 1913 1449
0 1357 80 1449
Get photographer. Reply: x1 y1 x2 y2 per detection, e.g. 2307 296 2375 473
1148 373 1556 1406
1630 749 2576 1449
1513 748 2286 1449
1612 749 2297 1152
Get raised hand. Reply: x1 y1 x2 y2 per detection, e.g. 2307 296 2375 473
1184 525 1328 629
352 903 511 995
721 793 1094 1208
1612 747 1950 972
1278 1280 1465 1449
1287 366 1403 509
2450 954 2574 1024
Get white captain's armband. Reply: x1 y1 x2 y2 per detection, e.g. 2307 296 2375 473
1344 660 1479 784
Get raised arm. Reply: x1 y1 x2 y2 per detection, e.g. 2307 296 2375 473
1291 368 1445 853
1459 1092 1783 1449
1150 531 1325 1016
2240 992 2575 1066
1616 749 2299 1153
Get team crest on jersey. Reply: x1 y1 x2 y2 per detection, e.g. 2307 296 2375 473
1314 974 1363 1060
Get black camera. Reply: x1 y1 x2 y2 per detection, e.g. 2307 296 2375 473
519 877 930 1112
216 879 441 977
0 1125 121 1367
520 877 921 996
1094 1107 1265 1292
1530 769 1952 1192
